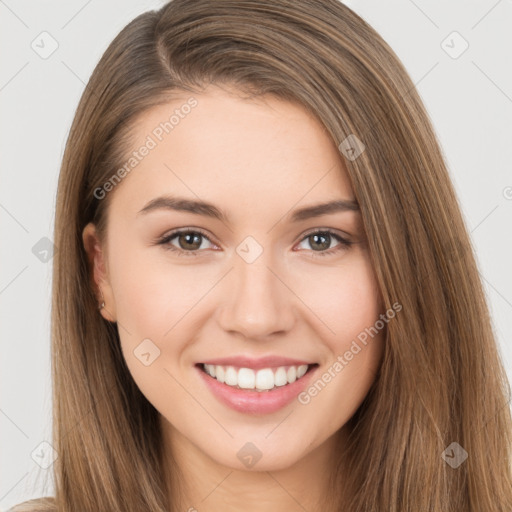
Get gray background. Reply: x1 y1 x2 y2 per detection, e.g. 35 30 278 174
1 0 511 508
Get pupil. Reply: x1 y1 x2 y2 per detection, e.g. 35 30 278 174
180 232 201 250
311 233 330 250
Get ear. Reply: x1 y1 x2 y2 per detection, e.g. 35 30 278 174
82 222 116 322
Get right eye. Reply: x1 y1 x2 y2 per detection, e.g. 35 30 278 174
157 228 218 257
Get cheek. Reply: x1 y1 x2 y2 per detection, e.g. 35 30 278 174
107 243 223 401
108 241 211 338
294 254 382 348
294 260 385 428
107 247 202 412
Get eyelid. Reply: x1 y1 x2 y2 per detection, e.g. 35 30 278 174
299 226 352 240
158 226 218 246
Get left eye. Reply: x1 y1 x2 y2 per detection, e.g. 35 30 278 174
295 230 351 256
157 229 352 257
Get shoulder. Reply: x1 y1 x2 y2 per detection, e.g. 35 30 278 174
7 497 55 512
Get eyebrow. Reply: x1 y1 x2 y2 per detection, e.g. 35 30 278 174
137 195 359 223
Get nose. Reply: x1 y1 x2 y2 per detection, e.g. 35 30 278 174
216 251 295 340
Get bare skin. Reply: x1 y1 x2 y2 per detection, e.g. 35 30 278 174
83 84 385 511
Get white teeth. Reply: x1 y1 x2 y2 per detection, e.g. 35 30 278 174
215 366 225 383
255 368 274 390
274 367 288 386
224 366 238 386
297 364 308 378
202 363 311 391
238 368 255 389
287 366 297 384
204 364 216 377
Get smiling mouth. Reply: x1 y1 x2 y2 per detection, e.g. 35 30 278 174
197 362 319 392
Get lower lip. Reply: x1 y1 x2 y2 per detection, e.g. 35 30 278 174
196 364 318 415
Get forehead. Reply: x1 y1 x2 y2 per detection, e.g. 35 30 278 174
110 85 354 217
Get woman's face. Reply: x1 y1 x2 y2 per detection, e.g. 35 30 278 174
83 85 385 471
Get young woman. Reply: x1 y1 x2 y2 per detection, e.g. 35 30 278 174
11 0 512 510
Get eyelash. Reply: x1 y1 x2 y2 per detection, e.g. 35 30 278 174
156 228 353 258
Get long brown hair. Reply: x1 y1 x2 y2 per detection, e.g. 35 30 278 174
12 0 512 510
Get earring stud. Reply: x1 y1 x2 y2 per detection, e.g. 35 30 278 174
98 288 105 310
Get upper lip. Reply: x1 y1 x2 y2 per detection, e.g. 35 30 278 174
198 356 316 370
